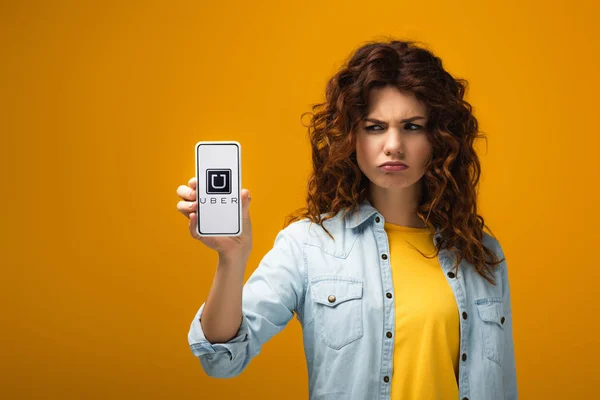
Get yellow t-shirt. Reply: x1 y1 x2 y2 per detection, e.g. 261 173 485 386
384 222 460 400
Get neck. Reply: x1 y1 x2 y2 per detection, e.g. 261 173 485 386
367 181 426 228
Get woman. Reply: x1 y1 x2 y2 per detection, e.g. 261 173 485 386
177 39 517 400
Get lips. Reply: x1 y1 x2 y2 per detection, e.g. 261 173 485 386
379 161 408 167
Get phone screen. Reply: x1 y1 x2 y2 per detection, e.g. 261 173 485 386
195 141 241 236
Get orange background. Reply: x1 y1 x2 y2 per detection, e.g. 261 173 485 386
1 1 599 398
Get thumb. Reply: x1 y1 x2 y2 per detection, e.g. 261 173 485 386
241 189 251 222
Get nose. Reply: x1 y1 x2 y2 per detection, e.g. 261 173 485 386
382 130 404 155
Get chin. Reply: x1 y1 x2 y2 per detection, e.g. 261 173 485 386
372 179 414 191
370 172 423 189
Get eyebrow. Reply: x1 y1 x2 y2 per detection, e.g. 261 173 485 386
364 116 426 124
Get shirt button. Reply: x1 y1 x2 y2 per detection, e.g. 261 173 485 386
375 216 381 223
386 292 393 299
386 331 393 338
383 376 390 383
462 312 468 320
447 271 456 278
501 316 505 324
328 295 336 303
462 353 467 362
382 254 388 260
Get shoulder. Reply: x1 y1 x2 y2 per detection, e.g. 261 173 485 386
279 209 348 245
482 231 502 256
481 231 506 265
480 231 511 288
279 209 366 260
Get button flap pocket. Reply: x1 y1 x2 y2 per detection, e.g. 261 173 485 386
310 277 363 307
475 297 505 328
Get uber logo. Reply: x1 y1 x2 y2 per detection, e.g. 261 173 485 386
206 169 231 194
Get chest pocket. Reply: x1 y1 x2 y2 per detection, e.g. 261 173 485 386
475 297 506 366
310 277 364 350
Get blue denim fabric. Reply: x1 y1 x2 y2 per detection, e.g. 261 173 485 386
188 200 517 399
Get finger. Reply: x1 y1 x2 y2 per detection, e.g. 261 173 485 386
241 188 251 223
188 176 197 190
177 185 196 201
177 200 196 217
189 212 201 240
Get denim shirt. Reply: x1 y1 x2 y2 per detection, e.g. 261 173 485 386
188 200 518 400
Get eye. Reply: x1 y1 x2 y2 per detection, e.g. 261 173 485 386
405 123 423 131
364 125 384 132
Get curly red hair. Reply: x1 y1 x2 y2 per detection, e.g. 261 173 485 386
285 38 504 285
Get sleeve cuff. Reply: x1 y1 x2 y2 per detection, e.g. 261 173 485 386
187 303 250 360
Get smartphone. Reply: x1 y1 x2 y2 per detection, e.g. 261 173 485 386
195 141 242 237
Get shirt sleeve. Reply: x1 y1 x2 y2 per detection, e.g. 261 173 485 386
187 227 306 378
498 241 518 399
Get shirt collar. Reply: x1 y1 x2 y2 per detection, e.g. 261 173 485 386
343 198 443 239
343 198 379 229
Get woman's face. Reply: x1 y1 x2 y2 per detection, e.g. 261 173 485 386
355 85 433 193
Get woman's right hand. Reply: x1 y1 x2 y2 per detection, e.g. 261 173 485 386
176 176 253 261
